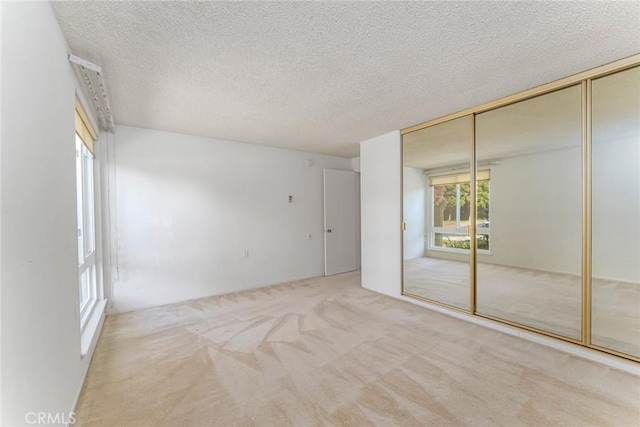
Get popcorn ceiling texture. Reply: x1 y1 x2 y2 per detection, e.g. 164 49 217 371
51 1 639 157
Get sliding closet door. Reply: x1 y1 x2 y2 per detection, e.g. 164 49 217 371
475 86 583 339
591 67 640 358
403 116 471 311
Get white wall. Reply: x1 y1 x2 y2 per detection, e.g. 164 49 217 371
111 126 352 312
593 135 640 283
1 2 103 425
360 131 402 297
403 167 426 260
485 146 582 275
351 156 360 172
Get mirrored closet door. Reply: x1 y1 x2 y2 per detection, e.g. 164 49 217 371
475 85 583 340
403 116 472 311
591 66 640 358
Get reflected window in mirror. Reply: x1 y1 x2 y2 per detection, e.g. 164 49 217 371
428 171 490 253
402 115 472 311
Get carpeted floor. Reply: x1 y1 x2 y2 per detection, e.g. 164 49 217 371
404 257 640 357
75 271 640 426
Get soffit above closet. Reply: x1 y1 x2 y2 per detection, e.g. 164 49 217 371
51 1 639 157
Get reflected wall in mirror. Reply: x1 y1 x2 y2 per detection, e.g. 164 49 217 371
591 66 640 358
403 115 471 311
475 85 583 339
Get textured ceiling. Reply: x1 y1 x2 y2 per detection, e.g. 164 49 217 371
51 1 639 158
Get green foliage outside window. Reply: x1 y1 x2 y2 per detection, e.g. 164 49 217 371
442 235 490 250
434 181 490 223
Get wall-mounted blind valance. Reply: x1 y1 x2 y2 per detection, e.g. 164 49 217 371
75 97 97 156
429 169 491 186
69 54 115 133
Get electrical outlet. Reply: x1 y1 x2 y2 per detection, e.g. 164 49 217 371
243 250 249 258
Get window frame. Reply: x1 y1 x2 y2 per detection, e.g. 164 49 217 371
427 170 491 254
76 136 97 328
75 98 99 331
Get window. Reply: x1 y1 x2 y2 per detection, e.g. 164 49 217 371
429 170 490 252
75 100 98 329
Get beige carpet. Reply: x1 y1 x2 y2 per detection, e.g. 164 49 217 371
76 272 640 426
404 257 640 357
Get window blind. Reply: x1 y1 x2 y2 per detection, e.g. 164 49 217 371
429 169 490 186
75 97 97 156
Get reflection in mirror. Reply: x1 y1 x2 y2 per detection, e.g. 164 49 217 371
592 67 640 358
475 85 583 339
403 115 471 311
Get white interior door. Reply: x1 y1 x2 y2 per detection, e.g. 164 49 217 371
324 169 357 276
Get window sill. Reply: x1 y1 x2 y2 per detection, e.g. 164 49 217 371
429 246 491 256
81 299 107 357
79 298 97 331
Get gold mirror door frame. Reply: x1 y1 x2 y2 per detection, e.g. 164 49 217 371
401 55 640 362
